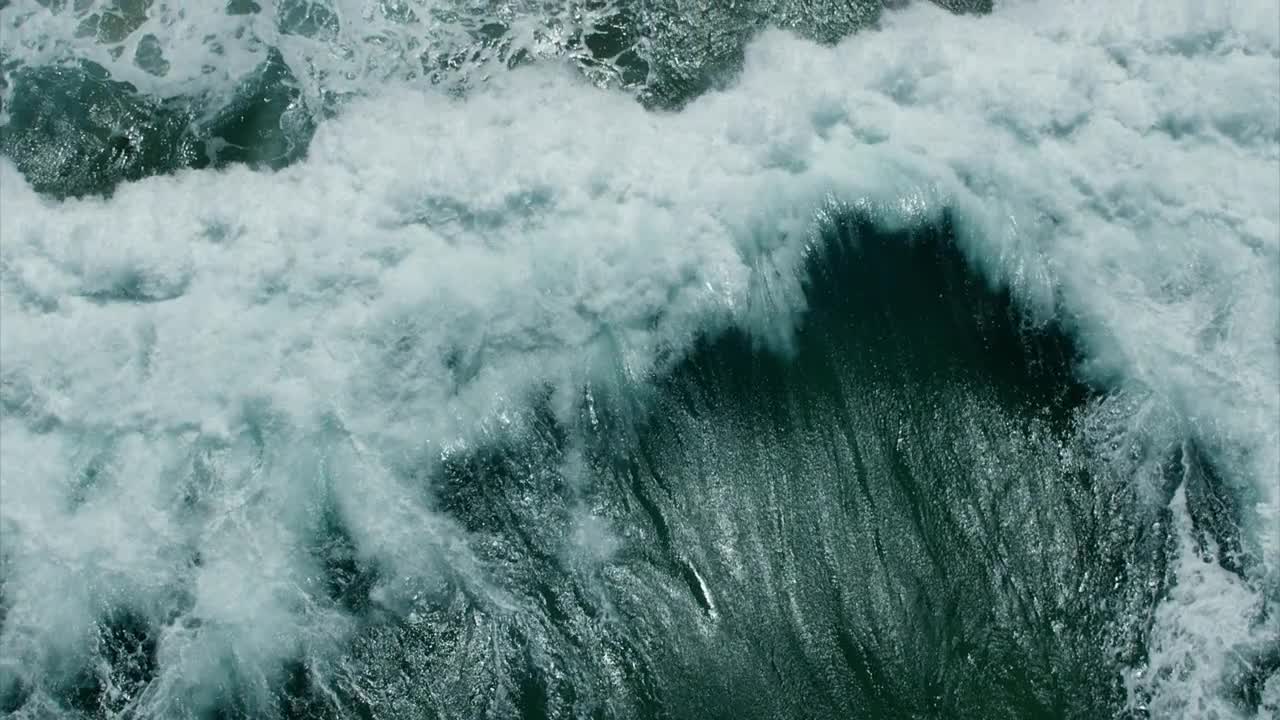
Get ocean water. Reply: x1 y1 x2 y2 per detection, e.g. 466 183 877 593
0 1 1277 718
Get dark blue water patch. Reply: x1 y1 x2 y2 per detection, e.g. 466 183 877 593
1 58 200 198
249 210 1213 720
312 503 382 617
52 607 159 717
1179 440 1249 577
0 1 999 196
276 0 340 41
576 212 1169 720
225 0 261 16
634 0 993 109
1 205 1250 719
197 49 315 169
0 49 313 198
1237 645 1280 714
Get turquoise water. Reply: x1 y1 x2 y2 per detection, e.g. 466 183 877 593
1 2 1277 718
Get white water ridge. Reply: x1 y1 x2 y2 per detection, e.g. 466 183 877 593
1 1 1277 717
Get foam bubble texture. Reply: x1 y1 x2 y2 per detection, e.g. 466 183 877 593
1 0 1277 716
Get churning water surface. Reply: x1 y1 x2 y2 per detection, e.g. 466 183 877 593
0 1 1277 718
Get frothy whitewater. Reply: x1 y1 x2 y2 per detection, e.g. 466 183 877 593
0 1 1276 718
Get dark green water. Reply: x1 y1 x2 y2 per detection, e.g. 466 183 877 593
0 1 995 199
2 2 1272 718
242 215 1177 720
0 205 1195 720
0 50 311 198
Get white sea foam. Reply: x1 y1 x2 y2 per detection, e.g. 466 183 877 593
1 0 1277 716
0 0 630 107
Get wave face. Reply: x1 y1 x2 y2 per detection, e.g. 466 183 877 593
1 1 1277 718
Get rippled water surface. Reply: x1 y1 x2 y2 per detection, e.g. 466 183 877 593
1 1 1277 718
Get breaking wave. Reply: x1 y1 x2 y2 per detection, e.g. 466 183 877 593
1 1 1276 717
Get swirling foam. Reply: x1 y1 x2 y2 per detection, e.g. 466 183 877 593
1 0 1276 716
